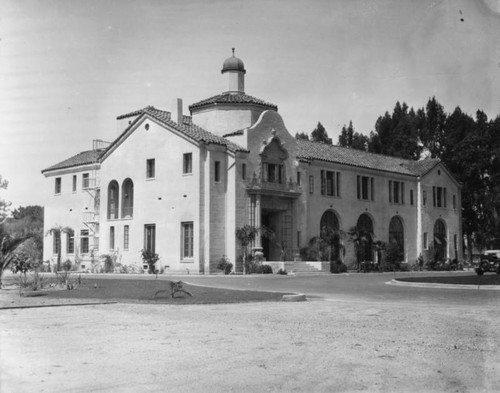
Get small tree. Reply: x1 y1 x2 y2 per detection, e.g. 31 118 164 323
141 249 159 274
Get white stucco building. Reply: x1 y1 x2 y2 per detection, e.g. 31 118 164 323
42 51 462 273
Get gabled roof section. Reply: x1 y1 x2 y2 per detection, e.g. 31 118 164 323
107 106 248 157
189 92 278 111
42 149 103 173
297 140 442 177
116 106 171 121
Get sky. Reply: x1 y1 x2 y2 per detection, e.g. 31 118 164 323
1 0 500 209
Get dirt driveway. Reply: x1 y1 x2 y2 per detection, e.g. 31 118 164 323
1 286 499 393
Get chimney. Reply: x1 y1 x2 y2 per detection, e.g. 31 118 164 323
172 98 183 124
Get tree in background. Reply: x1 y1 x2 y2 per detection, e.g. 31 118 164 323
0 176 33 287
338 121 368 151
311 122 332 145
295 132 310 141
5 205 44 264
0 175 10 224
368 102 421 159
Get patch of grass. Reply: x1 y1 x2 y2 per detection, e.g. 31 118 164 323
396 274 500 286
43 278 290 304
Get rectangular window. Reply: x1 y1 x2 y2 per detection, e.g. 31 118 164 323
183 153 192 174
144 224 156 254
410 189 414 205
423 232 428 250
434 186 446 208
264 163 283 184
109 226 115 250
389 180 405 204
55 177 61 195
124 225 129 251
66 232 74 254
358 175 374 201
82 173 90 189
321 171 326 195
72 175 77 193
215 161 221 182
423 190 427 207
297 171 301 186
309 175 314 194
242 163 246 180
297 231 301 248
181 222 194 259
453 194 456 209
454 234 458 254
321 170 340 197
80 230 89 254
146 159 155 179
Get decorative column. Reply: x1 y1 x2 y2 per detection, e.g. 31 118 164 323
252 194 264 258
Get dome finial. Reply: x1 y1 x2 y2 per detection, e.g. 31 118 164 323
232 47 235 56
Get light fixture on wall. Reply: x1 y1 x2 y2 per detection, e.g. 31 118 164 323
145 123 150 130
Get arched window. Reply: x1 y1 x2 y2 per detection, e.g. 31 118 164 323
107 181 119 220
320 210 339 232
433 219 447 261
389 216 404 258
356 213 373 262
320 210 341 261
121 178 134 219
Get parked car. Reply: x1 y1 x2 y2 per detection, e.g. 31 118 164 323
475 250 500 275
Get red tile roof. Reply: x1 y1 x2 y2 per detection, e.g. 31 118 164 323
189 92 278 111
41 149 103 173
112 106 248 153
44 106 248 173
297 140 441 177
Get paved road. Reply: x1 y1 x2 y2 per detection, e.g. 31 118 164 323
180 271 500 307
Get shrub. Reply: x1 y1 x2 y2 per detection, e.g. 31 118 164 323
141 250 159 274
217 256 233 275
255 264 273 274
277 268 288 275
101 254 115 273
55 271 82 290
62 259 72 272
16 271 49 292
330 261 347 274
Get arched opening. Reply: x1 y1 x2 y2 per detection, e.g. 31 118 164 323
389 216 404 259
355 213 374 262
121 178 134 219
433 219 447 261
320 210 341 261
107 181 119 220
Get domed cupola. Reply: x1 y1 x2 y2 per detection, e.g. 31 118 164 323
221 48 245 93
222 49 246 74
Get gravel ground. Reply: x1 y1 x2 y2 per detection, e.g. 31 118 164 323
1 294 499 393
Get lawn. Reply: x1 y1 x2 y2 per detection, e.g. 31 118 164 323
396 273 500 285
41 277 290 304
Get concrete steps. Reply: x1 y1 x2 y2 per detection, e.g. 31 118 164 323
291 262 330 276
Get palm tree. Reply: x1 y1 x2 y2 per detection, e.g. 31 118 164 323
46 225 73 272
235 225 274 274
0 228 32 288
